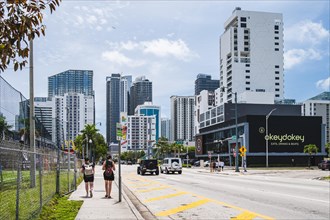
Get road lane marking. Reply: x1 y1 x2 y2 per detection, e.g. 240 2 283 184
143 191 189 203
130 182 160 188
155 199 211 216
191 193 274 220
231 211 258 220
137 186 171 193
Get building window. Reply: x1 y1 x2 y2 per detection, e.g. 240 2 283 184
244 36 249 40
275 42 279 45
275 94 280 97
275 71 280 74
274 25 279 30
275 36 279 40
274 31 279 34
275 88 280 91
244 30 249 34
245 70 250 73
275 83 280 85
244 47 249 51
244 42 249 45
275 48 279 51
275 77 280 80
246 87 250 90
245 76 250 79
246 64 250 67
275 65 280 68
246 81 250 85
241 23 247 28
240 17 247 22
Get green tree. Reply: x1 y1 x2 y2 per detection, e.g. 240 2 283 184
0 0 61 71
303 144 318 168
154 137 170 158
0 116 13 140
325 142 330 158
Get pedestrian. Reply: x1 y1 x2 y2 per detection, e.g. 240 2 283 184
220 161 224 171
103 155 116 198
212 160 216 173
81 158 95 198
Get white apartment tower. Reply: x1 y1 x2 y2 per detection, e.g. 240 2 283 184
219 7 284 104
170 95 195 142
302 92 330 144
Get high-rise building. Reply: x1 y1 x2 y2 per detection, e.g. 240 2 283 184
302 92 330 144
47 70 95 147
129 76 152 115
106 74 121 145
135 102 161 141
48 70 94 97
53 93 94 146
195 74 219 95
106 74 132 144
126 115 156 157
170 95 195 142
161 118 171 140
34 97 54 141
219 7 284 104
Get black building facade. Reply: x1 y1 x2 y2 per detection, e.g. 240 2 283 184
196 104 326 167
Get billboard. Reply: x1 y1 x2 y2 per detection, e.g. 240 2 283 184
248 116 322 153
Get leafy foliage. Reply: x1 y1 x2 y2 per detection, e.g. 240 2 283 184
326 142 330 157
303 144 318 168
0 0 61 72
0 116 13 140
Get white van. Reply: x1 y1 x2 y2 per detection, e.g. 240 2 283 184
160 158 182 174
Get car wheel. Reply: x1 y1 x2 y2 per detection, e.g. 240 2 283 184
156 170 159 175
160 168 163 173
178 171 182 174
166 168 169 174
141 171 145 175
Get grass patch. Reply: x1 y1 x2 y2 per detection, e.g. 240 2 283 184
320 176 330 181
38 194 83 220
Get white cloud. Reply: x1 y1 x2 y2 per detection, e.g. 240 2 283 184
105 39 199 61
316 77 330 91
284 48 322 69
285 20 329 45
142 38 199 61
101 51 145 67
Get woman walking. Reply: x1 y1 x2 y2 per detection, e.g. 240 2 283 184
102 155 116 198
81 158 95 198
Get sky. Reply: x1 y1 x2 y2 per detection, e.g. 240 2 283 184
1 0 329 136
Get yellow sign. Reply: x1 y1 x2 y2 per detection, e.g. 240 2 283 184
239 146 246 153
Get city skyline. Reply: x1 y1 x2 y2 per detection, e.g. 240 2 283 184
1 1 329 136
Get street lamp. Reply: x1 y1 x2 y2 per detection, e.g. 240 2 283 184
221 87 239 172
88 138 92 160
266 108 277 167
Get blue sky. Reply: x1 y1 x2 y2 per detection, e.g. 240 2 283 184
1 0 329 136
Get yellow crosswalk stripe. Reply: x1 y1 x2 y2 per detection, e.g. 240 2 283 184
231 211 258 220
137 186 171 193
155 199 211 217
143 191 188 203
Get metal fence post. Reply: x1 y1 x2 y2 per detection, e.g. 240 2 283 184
16 149 22 220
74 154 77 190
39 154 43 211
56 148 60 194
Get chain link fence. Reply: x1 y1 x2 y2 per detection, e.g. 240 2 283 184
0 140 83 220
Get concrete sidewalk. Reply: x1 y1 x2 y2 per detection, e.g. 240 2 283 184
69 165 143 220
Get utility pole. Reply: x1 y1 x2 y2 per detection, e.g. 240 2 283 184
29 39 36 187
234 92 239 172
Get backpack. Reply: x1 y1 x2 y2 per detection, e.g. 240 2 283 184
104 160 113 177
84 164 93 176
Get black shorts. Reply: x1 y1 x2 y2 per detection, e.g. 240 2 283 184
103 171 114 181
84 175 94 182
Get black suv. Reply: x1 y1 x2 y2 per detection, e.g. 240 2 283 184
318 160 330 170
137 159 159 175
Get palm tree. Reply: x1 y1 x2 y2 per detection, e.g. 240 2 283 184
303 144 318 168
155 137 170 158
80 124 99 160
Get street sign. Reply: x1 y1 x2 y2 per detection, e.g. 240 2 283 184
239 146 246 153
232 135 236 140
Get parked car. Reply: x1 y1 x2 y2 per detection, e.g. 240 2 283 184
318 160 330 170
127 160 132 165
193 161 200 167
160 158 182 174
137 159 159 175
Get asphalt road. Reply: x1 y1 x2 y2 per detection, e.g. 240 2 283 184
121 165 330 220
